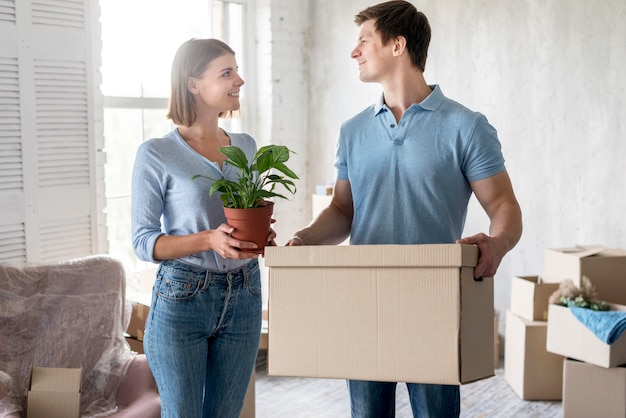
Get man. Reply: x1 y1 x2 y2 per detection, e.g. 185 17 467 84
288 1 522 417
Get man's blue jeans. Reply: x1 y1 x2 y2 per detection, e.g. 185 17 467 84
143 259 262 418
348 380 460 418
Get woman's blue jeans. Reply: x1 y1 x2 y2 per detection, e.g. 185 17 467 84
348 380 460 418
143 259 262 418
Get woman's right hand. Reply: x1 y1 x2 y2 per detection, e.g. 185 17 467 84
152 225 260 261
211 224 260 260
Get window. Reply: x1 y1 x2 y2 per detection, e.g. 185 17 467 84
100 0 251 277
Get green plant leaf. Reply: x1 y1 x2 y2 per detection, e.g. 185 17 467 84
273 162 299 179
192 144 298 209
219 146 250 170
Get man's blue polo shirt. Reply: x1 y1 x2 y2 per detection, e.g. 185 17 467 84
334 85 505 245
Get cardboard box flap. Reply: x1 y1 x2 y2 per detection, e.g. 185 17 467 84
544 244 626 304
30 367 81 392
265 244 478 268
554 245 607 259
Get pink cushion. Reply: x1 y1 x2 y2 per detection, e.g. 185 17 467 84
111 355 160 417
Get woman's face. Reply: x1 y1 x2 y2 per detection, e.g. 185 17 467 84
188 53 245 114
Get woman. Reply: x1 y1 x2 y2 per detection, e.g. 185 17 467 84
131 38 268 417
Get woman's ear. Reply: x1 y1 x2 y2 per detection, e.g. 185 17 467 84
187 77 198 94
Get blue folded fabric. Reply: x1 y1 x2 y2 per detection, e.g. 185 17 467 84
570 307 626 344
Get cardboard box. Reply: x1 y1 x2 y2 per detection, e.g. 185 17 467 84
546 303 626 368
563 359 626 418
494 313 500 368
27 367 81 418
510 276 560 321
544 245 626 304
125 335 145 354
265 244 494 385
504 310 563 400
127 301 150 340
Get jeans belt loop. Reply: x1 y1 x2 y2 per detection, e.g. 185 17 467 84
243 264 250 289
203 270 211 291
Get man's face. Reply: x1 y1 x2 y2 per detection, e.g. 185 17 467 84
350 19 393 83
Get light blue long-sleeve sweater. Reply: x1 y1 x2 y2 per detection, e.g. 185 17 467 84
131 128 257 272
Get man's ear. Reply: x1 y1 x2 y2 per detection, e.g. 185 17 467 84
392 36 407 57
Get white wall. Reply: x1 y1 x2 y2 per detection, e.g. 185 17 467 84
301 0 626 340
254 0 310 246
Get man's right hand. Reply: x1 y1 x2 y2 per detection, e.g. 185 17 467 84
286 236 304 246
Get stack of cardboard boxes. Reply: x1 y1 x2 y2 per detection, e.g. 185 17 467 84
504 275 563 400
543 246 626 417
125 301 149 354
506 245 626 416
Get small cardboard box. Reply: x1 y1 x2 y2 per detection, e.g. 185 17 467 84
504 310 563 400
265 244 494 385
27 367 81 418
510 276 560 321
544 245 626 304
125 335 145 354
127 301 150 341
563 359 626 418
546 303 626 368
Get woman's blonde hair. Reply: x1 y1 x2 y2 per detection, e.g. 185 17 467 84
167 38 236 126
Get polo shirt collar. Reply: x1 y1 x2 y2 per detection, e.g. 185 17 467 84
418 85 444 111
374 94 387 115
374 84 444 115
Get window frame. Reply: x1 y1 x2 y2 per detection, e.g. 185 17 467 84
101 0 257 277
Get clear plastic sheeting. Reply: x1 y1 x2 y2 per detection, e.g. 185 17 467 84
0 255 135 417
0 371 20 417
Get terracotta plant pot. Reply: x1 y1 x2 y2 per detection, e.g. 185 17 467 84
223 201 274 254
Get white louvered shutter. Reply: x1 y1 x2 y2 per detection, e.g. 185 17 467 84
0 0 106 264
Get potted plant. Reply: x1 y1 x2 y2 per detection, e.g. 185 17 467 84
193 144 298 253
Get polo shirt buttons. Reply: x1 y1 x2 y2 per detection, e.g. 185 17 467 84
390 124 396 128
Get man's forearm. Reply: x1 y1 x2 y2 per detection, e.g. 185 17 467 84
489 200 523 254
291 204 352 245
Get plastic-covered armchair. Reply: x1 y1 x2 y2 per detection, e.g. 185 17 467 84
0 255 160 417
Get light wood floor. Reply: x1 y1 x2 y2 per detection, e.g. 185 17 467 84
253 359 563 418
